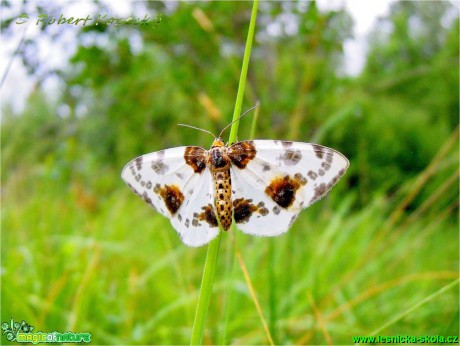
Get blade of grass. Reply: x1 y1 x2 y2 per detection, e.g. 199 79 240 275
386 125 459 228
190 1 259 344
368 279 459 336
308 292 333 345
403 168 459 226
249 102 260 140
235 245 275 345
221 91 261 345
326 271 458 322
228 0 259 145
67 244 101 331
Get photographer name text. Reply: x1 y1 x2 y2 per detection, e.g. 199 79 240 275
16 13 162 27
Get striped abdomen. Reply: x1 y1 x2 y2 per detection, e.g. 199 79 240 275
213 169 232 231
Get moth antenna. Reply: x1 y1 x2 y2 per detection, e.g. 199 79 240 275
218 102 260 139
177 123 217 138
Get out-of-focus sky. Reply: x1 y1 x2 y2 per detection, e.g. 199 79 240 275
320 0 395 75
1 0 397 113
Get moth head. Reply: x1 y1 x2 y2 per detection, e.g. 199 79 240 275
211 139 225 148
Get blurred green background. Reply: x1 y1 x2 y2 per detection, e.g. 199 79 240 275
1 1 459 345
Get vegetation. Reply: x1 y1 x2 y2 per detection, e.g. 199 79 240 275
1 1 458 345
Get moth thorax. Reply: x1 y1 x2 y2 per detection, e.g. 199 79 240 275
210 147 231 171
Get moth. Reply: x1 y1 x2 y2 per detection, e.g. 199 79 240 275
121 123 349 247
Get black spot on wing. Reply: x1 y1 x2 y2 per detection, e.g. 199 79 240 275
194 204 218 228
265 175 303 208
156 184 184 215
233 198 269 224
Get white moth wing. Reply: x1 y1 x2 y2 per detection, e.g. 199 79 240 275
230 166 299 236
121 147 219 247
170 169 219 247
122 147 189 218
230 140 349 236
251 140 349 208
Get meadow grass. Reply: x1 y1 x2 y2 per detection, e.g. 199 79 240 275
1 127 458 344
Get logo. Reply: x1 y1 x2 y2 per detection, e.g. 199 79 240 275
2 318 91 344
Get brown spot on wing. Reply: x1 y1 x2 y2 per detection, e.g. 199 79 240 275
128 164 135 176
310 183 328 204
195 204 218 228
259 207 269 216
142 191 152 205
312 144 325 159
288 214 298 227
294 173 308 185
228 141 256 169
307 170 318 180
233 198 269 224
156 184 184 215
321 162 331 171
184 146 208 173
265 175 307 208
280 149 302 166
151 160 168 174
135 157 143 171
309 167 347 205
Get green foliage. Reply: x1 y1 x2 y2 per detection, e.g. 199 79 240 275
1 1 458 345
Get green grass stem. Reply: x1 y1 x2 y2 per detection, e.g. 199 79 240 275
190 1 259 344
228 0 259 145
369 279 459 336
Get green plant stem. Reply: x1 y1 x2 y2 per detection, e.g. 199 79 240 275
190 233 222 345
190 1 259 345
228 0 259 144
